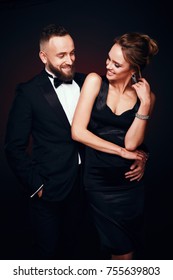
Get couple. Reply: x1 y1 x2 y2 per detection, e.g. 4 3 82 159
4 23 158 260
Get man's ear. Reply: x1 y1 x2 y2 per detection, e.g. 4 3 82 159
39 51 47 64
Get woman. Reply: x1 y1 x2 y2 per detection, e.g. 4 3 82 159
71 32 159 259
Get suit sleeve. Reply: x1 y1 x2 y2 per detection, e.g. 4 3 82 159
4 85 43 196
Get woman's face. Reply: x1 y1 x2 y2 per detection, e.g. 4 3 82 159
106 43 132 83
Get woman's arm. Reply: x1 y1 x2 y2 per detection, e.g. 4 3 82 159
124 78 156 150
72 72 144 161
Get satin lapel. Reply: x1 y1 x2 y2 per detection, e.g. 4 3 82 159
38 72 70 129
73 72 86 89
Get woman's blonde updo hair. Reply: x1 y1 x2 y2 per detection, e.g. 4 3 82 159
114 32 159 71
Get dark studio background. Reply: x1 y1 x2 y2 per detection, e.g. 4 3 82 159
0 0 172 260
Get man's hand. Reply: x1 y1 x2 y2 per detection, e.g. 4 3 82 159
38 188 43 198
125 151 149 181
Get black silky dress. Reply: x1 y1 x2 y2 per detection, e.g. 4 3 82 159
84 76 145 255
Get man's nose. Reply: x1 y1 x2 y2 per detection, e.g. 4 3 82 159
65 55 73 65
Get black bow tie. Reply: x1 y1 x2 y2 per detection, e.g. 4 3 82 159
46 71 72 88
54 78 72 88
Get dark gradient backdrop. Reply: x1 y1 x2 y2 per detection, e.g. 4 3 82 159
0 0 172 260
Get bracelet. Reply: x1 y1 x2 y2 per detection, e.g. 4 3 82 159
135 113 150 120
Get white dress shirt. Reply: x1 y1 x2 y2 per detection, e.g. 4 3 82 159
50 77 80 125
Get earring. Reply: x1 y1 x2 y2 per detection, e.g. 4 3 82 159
131 73 138 84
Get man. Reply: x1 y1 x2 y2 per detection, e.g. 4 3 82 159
4 24 147 259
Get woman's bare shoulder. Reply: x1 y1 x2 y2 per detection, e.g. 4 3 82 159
85 72 102 84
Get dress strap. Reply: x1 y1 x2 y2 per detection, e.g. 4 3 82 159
96 76 109 110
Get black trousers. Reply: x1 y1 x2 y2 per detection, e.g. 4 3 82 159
29 168 84 260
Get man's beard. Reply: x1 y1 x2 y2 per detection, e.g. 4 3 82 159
48 62 75 81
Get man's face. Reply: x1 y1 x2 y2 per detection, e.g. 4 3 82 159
40 35 75 81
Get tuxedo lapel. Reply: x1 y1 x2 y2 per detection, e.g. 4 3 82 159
38 71 70 129
73 72 86 89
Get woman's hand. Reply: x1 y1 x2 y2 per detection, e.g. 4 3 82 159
124 150 149 181
132 78 151 105
121 147 146 161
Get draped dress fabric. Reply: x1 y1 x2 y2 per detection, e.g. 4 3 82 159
84 76 145 255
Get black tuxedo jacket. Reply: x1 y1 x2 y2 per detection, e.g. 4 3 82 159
4 70 86 201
